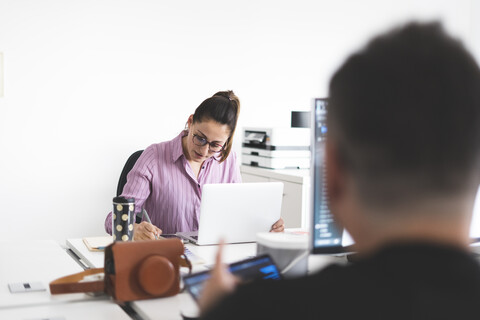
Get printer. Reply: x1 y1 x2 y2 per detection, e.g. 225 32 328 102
241 127 310 169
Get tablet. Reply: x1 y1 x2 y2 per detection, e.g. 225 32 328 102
183 254 282 301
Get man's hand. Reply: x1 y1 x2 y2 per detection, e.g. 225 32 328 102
198 242 239 315
270 218 285 232
133 221 162 240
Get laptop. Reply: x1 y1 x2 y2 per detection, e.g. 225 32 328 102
176 182 283 245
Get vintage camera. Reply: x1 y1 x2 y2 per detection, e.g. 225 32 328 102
50 238 189 302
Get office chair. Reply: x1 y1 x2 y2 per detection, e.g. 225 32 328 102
116 150 144 223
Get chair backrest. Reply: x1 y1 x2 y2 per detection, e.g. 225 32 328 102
117 150 144 224
116 150 144 197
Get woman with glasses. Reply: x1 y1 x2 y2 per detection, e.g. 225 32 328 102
104 91 284 240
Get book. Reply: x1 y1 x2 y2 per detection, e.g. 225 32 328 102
82 236 113 252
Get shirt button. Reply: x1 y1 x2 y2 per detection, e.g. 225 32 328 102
198 184 200 187
202 166 205 169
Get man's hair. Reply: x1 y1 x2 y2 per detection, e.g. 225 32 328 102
328 22 480 208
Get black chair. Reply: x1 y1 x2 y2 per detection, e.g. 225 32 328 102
116 150 143 196
116 150 144 223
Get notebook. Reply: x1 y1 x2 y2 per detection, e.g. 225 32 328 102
176 182 283 245
83 236 113 252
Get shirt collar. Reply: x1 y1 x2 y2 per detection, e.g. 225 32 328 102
172 130 188 162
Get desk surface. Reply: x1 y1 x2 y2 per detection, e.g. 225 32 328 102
65 237 258 318
0 240 98 309
66 238 259 319
132 292 200 320
65 236 346 320
0 238 262 319
0 299 131 320
66 238 105 269
66 237 258 270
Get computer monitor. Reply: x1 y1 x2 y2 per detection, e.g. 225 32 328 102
470 186 480 242
311 98 354 254
311 98 480 254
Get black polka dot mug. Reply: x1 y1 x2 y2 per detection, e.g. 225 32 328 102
112 197 135 242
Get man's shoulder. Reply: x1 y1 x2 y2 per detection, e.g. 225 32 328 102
202 264 352 320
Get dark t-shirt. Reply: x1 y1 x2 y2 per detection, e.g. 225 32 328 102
202 243 480 320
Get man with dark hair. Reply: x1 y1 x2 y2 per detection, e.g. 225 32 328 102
198 22 480 319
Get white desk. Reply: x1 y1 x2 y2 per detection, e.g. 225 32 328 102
0 240 99 309
66 238 105 269
66 237 257 270
65 237 347 320
0 299 131 320
65 238 258 320
131 294 188 320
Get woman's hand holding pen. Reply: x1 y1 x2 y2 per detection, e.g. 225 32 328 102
133 208 162 240
133 222 162 240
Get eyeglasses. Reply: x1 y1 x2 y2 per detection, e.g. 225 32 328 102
192 134 225 153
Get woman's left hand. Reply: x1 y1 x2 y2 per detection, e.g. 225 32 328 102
270 218 284 232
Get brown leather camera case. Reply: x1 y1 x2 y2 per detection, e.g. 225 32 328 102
50 238 186 302
104 238 184 301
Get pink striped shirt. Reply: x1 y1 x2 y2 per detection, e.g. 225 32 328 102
105 131 242 235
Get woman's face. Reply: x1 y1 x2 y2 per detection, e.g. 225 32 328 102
183 116 230 164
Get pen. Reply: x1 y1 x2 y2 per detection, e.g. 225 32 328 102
141 209 158 240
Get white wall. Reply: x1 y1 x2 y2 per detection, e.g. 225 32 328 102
0 0 479 242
